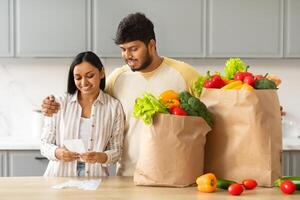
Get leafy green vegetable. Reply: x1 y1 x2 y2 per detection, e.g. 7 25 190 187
224 58 247 80
179 91 213 127
192 75 208 97
133 92 169 125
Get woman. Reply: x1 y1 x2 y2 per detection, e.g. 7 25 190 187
41 51 124 177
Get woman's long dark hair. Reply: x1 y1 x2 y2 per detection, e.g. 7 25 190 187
67 51 105 94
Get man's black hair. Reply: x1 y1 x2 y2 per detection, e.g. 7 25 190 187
114 12 156 45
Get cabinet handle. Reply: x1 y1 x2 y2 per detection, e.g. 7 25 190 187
34 156 47 160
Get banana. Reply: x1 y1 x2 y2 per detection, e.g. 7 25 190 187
221 80 243 89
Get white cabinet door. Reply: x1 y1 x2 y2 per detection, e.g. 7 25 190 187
93 0 204 57
283 150 300 176
15 0 90 57
207 0 283 57
0 0 12 57
0 151 7 176
8 150 48 176
285 0 300 57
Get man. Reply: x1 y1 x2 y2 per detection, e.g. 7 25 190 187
42 12 200 176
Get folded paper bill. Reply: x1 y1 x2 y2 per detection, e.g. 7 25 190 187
52 179 101 190
64 139 86 153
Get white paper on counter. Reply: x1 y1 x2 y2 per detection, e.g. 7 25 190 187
63 139 86 153
52 179 101 190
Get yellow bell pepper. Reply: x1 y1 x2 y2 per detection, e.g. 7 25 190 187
221 80 243 89
196 173 217 193
241 83 254 91
223 79 235 85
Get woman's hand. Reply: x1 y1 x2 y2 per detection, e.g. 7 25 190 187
55 148 80 162
80 152 108 164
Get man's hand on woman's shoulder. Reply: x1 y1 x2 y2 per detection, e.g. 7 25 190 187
41 95 60 117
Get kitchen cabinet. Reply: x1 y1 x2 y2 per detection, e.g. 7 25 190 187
0 151 7 176
282 150 300 176
7 150 48 176
0 150 48 177
284 0 300 57
0 150 299 177
0 0 12 57
15 0 90 57
207 0 283 57
93 0 204 57
1 0 300 58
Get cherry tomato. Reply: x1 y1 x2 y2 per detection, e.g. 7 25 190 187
242 179 257 189
171 107 187 116
228 183 244 195
254 75 264 81
280 180 296 194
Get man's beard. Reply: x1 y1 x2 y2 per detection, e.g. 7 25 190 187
127 52 152 72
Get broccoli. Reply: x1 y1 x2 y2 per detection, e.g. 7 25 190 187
179 91 213 127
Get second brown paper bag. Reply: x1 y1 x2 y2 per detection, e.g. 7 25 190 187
200 88 282 187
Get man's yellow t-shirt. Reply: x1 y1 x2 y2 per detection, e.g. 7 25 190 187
106 57 200 176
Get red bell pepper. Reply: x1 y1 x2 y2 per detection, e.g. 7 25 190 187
204 71 225 89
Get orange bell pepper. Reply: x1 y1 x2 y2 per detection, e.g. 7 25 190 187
165 99 180 109
196 173 217 193
159 90 179 103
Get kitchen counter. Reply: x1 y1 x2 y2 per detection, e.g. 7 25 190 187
0 137 40 150
0 176 299 200
0 136 300 150
283 138 300 150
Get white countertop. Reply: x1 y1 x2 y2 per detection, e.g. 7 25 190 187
0 136 40 150
0 136 299 150
283 137 300 150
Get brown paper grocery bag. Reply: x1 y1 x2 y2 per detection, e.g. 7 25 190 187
200 88 282 187
134 113 211 187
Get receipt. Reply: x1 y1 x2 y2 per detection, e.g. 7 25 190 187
52 179 101 190
64 139 86 153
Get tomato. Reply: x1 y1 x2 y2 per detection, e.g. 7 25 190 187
171 107 187 116
243 76 255 86
234 72 253 81
254 75 264 81
280 180 296 194
242 179 257 189
234 72 246 81
228 183 244 195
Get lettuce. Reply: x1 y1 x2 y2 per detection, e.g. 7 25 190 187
224 58 247 80
133 92 169 125
192 75 208 97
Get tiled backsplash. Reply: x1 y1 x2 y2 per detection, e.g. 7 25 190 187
0 58 299 138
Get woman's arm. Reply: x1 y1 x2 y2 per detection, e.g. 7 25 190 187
103 102 125 164
40 116 60 161
40 94 80 162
